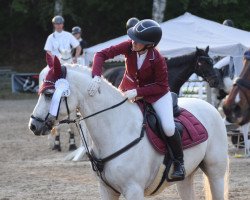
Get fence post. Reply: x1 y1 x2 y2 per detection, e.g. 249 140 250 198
206 83 212 104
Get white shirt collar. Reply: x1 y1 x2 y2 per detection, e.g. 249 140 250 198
136 51 148 70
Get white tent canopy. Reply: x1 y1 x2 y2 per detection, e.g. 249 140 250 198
85 12 250 75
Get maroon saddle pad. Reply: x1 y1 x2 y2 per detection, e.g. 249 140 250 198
137 102 208 154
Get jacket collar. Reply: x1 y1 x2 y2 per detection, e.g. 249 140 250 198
139 48 155 70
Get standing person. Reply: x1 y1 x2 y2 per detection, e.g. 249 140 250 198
72 26 88 65
88 19 185 180
44 15 81 63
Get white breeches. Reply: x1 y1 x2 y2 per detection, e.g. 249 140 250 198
152 92 175 137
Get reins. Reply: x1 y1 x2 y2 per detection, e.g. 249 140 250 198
195 55 216 83
58 98 147 194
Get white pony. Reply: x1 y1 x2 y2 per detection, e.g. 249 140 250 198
29 62 229 200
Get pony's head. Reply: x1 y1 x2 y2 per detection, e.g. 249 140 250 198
29 53 79 135
194 46 219 88
223 50 250 125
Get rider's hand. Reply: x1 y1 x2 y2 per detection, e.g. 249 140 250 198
88 76 101 96
123 89 137 100
72 57 77 64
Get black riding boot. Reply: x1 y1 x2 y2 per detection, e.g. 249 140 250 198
168 129 185 179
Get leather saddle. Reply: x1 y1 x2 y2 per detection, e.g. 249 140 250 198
145 92 183 140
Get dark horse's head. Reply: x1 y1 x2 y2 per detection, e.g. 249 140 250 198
194 46 219 88
223 50 250 125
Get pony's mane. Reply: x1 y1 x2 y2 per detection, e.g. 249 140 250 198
63 63 92 75
167 51 196 67
64 64 122 94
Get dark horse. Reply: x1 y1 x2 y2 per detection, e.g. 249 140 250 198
104 46 219 94
223 50 250 125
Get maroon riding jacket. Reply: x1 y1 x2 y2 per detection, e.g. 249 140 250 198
92 40 169 103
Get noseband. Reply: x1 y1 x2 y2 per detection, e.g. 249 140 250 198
31 97 71 130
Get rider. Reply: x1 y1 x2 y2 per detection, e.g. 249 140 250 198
88 19 185 180
44 15 81 63
72 26 88 65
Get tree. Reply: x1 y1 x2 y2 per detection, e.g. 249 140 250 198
152 0 167 23
54 0 63 15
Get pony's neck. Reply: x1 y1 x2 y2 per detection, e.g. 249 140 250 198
240 60 250 79
167 52 196 93
69 68 143 158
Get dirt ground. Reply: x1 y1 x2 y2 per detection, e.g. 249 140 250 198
0 99 250 200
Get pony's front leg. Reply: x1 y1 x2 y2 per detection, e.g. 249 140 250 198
122 184 144 200
99 182 120 200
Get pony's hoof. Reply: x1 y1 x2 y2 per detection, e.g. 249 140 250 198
52 145 61 151
69 144 77 151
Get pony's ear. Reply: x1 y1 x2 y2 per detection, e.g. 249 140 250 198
46 53 54 68
53 56 62 79
205 46 209 54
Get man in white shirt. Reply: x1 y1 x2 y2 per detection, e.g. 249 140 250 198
44 15 81 63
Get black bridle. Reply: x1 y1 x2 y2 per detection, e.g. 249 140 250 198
195 55 216 83
31 96 146 194
61 98 146 194
30 97 71 132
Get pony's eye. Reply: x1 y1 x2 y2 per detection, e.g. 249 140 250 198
44 93 53 99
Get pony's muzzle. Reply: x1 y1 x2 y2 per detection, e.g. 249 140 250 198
29 123 43 136
29 123 38 134
29 117 51 136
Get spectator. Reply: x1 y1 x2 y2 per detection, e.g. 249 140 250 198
44 15 81 63
72 26 88 65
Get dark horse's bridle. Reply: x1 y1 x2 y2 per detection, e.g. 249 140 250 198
195 55 216 83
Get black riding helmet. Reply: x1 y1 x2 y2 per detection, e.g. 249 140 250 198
126 17 139 30
52 15 64 24
72 26 81 35
223 19 234 27
127 19 162 47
